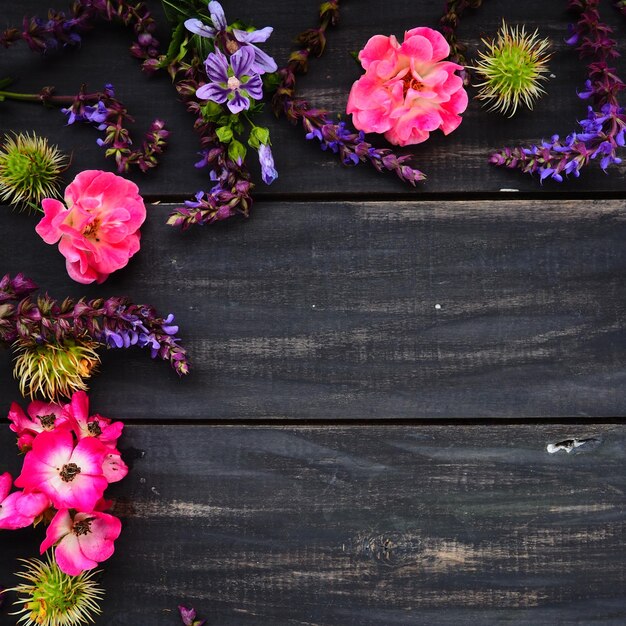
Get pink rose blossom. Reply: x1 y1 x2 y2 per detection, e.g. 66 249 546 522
0 472 50 529
35 170 146 284
41 509 122 576
63 390 124 449
8 401 69 452
15 430 108 512
346 27 468 146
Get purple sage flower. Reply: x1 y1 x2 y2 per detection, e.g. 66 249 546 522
258 143 278 184
196 47 262 113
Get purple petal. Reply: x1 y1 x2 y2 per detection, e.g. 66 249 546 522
106 330 124 348
208 1 227 30
233 26 273 44
196 83 229 103
248 44 278 74
227 91 250 114
243 74 263 100
230 46 255 78
204 49 229 82
184 18 216 38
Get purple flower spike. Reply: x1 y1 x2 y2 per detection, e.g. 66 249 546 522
196 47 263 114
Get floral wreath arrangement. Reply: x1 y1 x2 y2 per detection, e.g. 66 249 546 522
1 0 625 623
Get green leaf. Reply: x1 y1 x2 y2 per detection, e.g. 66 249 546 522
165 21 186 64
161 0 198 23
262 71 282 94
216 126 233 143
201 101 225 122
228 139 247 162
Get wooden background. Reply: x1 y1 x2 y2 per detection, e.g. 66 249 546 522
1 0 625 624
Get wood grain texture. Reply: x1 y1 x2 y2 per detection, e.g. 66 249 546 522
3 199 624 419
1 424 624 625
1 0 625 196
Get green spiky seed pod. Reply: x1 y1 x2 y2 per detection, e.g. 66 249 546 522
472 21 552 117
9 554 104 626
0 132 69 211
13 338 101 401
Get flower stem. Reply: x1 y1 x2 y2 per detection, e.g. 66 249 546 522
0 90 101 105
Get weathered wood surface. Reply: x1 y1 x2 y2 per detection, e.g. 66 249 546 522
2 199 625 419
1 424 625 625
2 1 626 196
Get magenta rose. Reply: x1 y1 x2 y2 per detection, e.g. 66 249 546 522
35 170 146 284
346 27 468 146
41 508 122 576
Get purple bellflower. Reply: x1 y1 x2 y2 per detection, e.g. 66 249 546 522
196 47 262 114
258 143 278 184
184 1 276 74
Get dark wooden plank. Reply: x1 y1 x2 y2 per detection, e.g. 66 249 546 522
1 424 624 625
1 0 625 196
1 199 625 419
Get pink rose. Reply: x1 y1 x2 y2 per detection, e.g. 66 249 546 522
15 429 108 512
63 390 124 449
41 509 122 576
35 170 146 284
0 472 50 530
346 27 468 146
8 400 70 452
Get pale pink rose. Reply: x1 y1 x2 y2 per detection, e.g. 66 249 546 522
15 429 108 512
346 27 468 146
35 170 146 284
41 509 122 576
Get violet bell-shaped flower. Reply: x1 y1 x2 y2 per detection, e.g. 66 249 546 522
196 47 262 114
258 143 278 184
184 1 276 74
